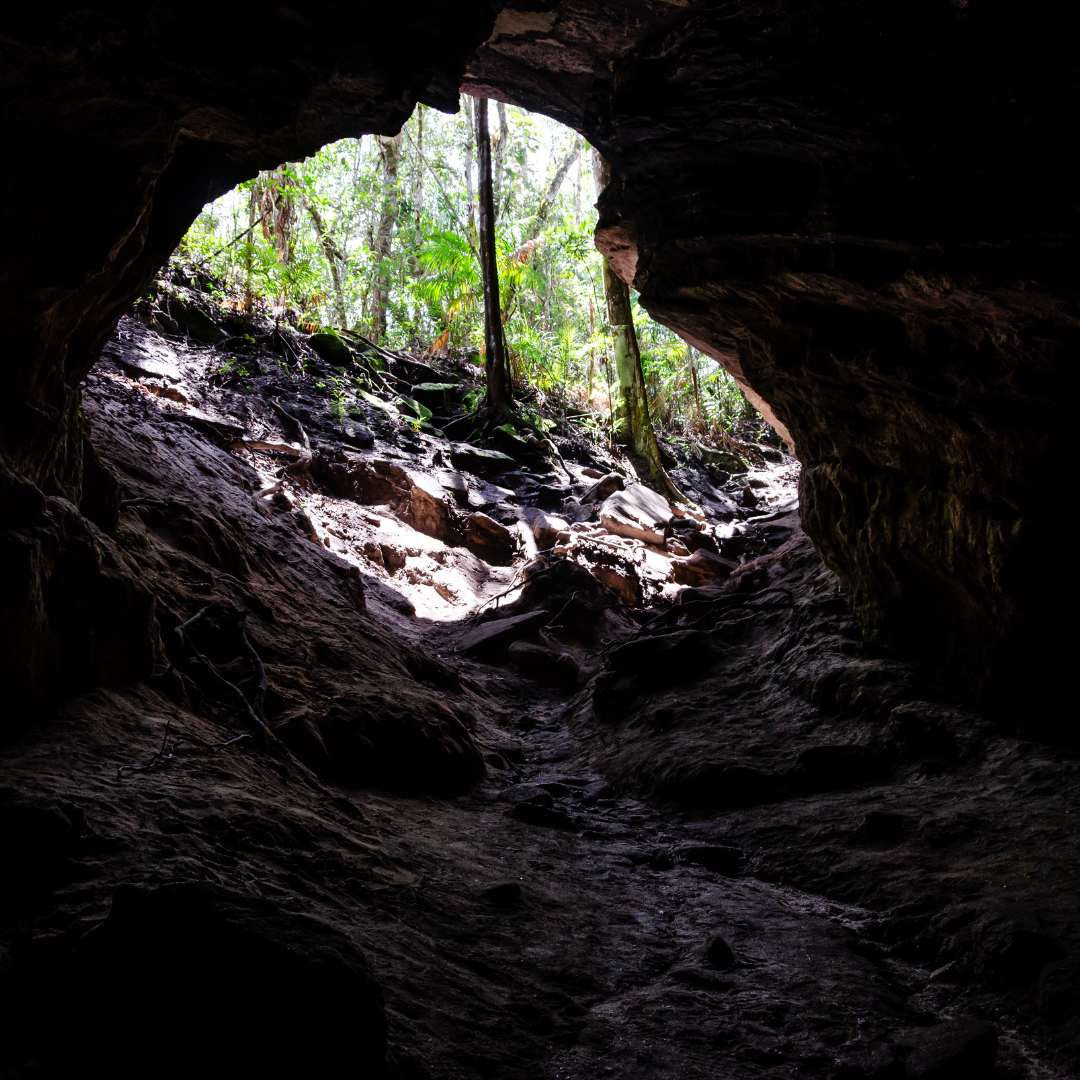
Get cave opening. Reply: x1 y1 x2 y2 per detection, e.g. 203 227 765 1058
3 4 1080 1078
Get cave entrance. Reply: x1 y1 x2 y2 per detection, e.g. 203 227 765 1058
98 97 789 630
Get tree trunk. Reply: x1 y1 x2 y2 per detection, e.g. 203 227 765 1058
475 96 512 415
369 132 402 343
243 184 256 313
687 342 704 429
304 197 349 329
593 149 682 500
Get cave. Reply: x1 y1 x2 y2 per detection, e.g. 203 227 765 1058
2 3 1079 1078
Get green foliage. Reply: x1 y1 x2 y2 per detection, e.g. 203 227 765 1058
176 96 757 439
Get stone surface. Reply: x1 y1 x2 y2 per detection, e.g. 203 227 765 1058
59 882 388 1079
463 511 518 566
670 549 737 587
598 484 671 546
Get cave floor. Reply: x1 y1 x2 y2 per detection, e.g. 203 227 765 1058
2 304 1079 1079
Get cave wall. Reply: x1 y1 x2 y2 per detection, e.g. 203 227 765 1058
3 1 1077 723
471 1 1080 719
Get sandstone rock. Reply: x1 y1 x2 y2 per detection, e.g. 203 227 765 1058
507 640 580 689
598 484 672 545
463 512 517 566
671 549 737 586
400 471 460 545
581 472 625 505
457 610 550 659
521 507 570 551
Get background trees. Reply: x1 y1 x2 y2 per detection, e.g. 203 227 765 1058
177 96 761 442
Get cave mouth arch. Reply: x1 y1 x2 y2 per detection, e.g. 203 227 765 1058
3 2 1077 726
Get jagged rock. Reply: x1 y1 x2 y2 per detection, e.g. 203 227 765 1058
450 443 516 476
590 560 644 608
671 549 737 586
457 610 550 659
598 484 672 546
399 471 460 545
507 640 580 689
521 507 570 551
411 382 459 411
463 512 517 566
57 882 388 1079
902 1018 997 1079
338 420 375 449
677 845 743 876
0 793 84 896
581 472 625 505
508 802 578 831
308 331 354 367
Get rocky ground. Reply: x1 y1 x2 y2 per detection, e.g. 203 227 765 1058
2 281 1078 1079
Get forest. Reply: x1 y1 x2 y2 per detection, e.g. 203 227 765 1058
176 96 760 475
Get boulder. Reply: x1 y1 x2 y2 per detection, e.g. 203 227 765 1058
507 640 580 689
450 442 517 476
457 610 550 659
308 331 354 367
410 381 459 411
400 471 460 545
581 472 625 505
463 512 517 566
521 507 570 551
671 549 737 586
598 484 672 546
59 882 388 1079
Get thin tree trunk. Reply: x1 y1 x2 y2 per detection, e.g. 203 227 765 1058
304 197 348 329
410 106 425 271
494 100 510 216
475 96 512 414
462 97 478 249
593 149 683 501
687 342 704 429
369 133 402 342
244 184 256 313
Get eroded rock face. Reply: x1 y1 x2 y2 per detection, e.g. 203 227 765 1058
3 1 1078 722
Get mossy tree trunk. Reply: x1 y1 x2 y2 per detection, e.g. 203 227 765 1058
593 150 683 501
475 96 512 415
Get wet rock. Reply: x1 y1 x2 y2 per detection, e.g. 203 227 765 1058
969 912 1065 989
508 802 578 831
598 484 671 545
903 1018 997 1079
457 610 550 659
338 420 375 449
463 511 517 566
580 472 625 505
410 381 459 411
521 507 569 550
400 471 460 545
855 811 914 848
670 548 737 586
507 640 580 689
59 882 387 1079
450 443 516 476
0 792 84 896
677 845 743 876
704 935 736 971
589 558 644 608
792 745 891 794
308 331 354 367
481 882 524 909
